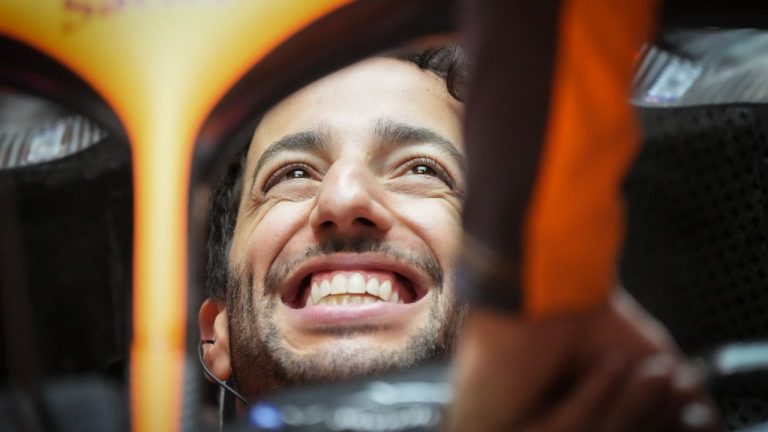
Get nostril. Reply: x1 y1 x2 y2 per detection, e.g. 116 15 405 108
319 220 335 230
355 217 375 227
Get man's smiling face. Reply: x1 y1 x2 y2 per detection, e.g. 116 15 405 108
220 57 465 398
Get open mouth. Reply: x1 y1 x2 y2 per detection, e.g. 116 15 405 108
283 269 425 309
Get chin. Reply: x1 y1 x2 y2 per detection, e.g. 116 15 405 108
271 322 450 383
228 275 464 399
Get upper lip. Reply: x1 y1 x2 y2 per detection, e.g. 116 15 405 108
279 252 433 306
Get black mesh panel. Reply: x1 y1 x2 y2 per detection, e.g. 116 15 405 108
621 105 768 430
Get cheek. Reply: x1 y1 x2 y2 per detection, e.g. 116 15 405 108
394 197 462 262
242 202 313 276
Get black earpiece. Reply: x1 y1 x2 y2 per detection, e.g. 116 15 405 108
197 339 250 405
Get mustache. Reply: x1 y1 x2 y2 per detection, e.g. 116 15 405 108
262 236 444 297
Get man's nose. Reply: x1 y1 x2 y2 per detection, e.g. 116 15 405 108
309 160 393 236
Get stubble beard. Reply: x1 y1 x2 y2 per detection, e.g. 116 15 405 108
226 238 466 402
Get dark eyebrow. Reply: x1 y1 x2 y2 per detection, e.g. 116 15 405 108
373 119 465 173
250 128 331 190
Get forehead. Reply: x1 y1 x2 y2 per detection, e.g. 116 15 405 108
245 57 463 166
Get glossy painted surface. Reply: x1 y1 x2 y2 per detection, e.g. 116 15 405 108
0 1 350 430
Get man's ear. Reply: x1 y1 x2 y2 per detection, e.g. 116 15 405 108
198 298 232 382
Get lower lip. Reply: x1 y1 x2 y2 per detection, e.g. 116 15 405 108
282 300 422 329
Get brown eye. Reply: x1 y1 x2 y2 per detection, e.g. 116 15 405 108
410 164 437 176
286 168 309 179
263 163 316 192
400 157 454 189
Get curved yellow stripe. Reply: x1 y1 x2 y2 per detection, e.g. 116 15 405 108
1 1 350 430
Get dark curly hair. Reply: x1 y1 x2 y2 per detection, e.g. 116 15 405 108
205 44 468 301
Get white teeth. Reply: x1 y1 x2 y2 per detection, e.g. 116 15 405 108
330 274 346 294
390 291 399 304
366 278 380 297
348 273 366 294
310 282 322 305
379 280 392 302
304 274 404 307
320 280 331 297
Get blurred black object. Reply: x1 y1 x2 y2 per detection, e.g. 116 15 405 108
0 33 133 431
226 343 768 432
623 29 768 430
0 90 133 387
227 363 450 432
0 60 133 432
0 376 128 432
